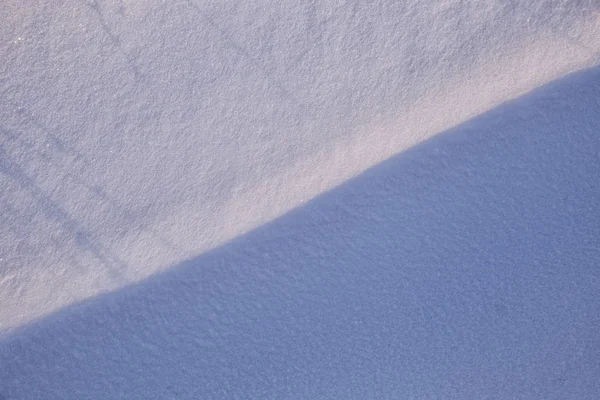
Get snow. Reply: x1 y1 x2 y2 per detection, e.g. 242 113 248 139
1 0 600 398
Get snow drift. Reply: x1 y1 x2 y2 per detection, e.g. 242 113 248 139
1 0 600 398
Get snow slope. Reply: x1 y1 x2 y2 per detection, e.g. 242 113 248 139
1 0 600 397
1 0 599 333
1 63 600 400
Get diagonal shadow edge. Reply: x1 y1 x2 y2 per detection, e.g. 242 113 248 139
2 63 599 341
1 65 599 398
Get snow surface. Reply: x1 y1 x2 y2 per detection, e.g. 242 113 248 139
1 0 600 398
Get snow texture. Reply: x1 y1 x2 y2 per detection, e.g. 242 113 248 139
1 0 600 398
